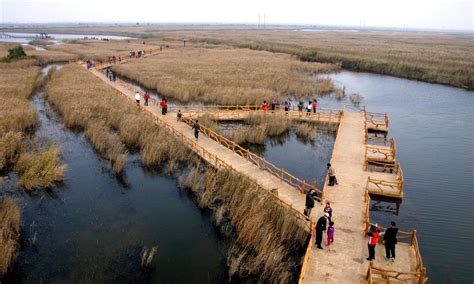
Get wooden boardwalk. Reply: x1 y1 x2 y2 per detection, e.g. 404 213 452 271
300 111 420 283
86 60 425 283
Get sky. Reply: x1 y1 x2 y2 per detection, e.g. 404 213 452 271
1 0 473 31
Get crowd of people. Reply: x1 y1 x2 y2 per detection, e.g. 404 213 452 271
261 99 319 114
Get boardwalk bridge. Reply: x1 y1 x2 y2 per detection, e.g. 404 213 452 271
86 51 427 283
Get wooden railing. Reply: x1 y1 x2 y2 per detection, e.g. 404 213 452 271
366 176 404 198
180 107 343 124
179 114 323 201
298 221 316 284
366 262 427 284
107 79 317 283
363 189 426 283
365 110 389 132
365 137 396 163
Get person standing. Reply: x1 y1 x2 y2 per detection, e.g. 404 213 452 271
271 99 277 112
284 101 289 112
366 225 380 261
298 101 304 112
327 221 335 246
192 120 201 141
312 99 318 114
316 213 329 249
134 92 141 105
304 190 315 217
383 221 399 261
160 98 167 115
144 92 150 106
262 100 269 112
306 101 312 115
324 202 333 218
327 163 337 186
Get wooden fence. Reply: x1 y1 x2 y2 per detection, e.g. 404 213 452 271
365 110 389 132
179 114 323 200
365 137 396 164
108 84 318 282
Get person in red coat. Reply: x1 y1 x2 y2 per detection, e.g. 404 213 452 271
366 225 380 261
160 98 167 115
262 100 269 112
144 92 150 106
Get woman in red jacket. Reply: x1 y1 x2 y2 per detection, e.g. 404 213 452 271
262 100 269 112
366 225 380 261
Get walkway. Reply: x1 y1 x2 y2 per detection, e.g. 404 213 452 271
301 111 417 283
90 67 312 219
86 59 424 283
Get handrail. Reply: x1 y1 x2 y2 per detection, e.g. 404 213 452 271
298 221 316 284
366 177 403 197
366 262 427 284
180 114 323 201
364 109 389 131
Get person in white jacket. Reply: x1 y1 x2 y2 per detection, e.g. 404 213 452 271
135 92 140 105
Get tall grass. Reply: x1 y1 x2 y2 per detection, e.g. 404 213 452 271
15 145 66 191
112 47 339 105
180 167 309 283
158 29 474 89
46 64 196 172
0 197 21 276
295 123 316 141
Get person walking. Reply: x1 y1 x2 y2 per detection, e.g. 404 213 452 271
144 92 150 106
271 99 277 112
327 163 337 186
177 110 182 121
312 99 318 114
316 213 329 249
160 98 167 115
134 92 141 105
284 101 289 112
366 225 380 261
383 221 399 261
304 189 315 217
327 221 335 246
306 101 312 115
262 100 269 112
192 120 201 141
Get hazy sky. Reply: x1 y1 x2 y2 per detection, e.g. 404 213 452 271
1 0 473 31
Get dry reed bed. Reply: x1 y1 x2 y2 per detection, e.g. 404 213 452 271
0 197 20 276
40 39 176 63
181 167 309 283
0 60 66 191
159 30 474 89
46 64 196 172
112 47 339 105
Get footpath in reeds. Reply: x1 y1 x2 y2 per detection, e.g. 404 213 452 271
89 64 318 282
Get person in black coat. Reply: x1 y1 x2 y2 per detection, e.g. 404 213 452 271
304 189 316 217
315 213 329 249
383 221 399 260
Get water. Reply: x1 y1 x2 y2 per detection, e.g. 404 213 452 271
0 32 131 44
2 67 227 283
316 71 473 283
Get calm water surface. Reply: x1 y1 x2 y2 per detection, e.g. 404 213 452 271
2 68 227 283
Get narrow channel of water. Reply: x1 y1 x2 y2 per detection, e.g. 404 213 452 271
2 67 228 283
316 71 473 283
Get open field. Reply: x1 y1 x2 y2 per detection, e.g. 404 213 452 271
159 29 474 90
113 47 339 104
0 197 20 276
6 26 472 88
